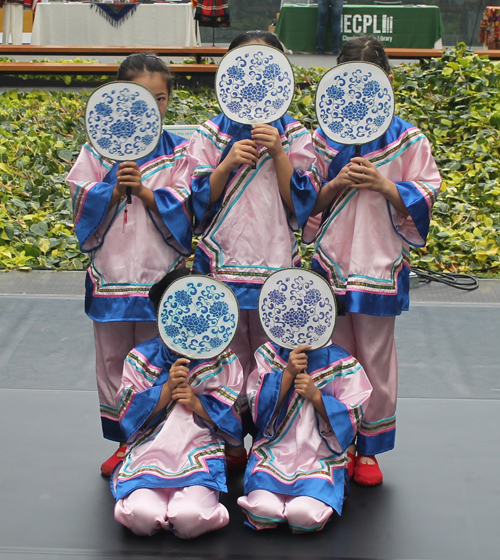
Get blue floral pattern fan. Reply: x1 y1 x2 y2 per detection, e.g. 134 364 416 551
315 62 394 145
158 276 240 359
258 269 337 350
216 44 295 125
85 81 162 161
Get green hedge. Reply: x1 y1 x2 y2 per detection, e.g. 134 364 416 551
1 44 499 272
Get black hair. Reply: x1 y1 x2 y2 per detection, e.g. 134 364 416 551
337 37 391 75
149 268 203 312
117 52 173 96
228 30 284 52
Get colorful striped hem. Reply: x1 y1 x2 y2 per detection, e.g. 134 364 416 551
241 508 282 530
289 519 328 534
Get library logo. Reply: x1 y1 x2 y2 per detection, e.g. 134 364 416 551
341 13 394 43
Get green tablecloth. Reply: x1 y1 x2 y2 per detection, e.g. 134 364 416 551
275 4 444 51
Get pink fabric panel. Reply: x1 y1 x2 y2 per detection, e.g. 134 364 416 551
230 309 268 382
206 160 298 279
238 489 285 529
238 490 333 532
114 487 170 536
94 321 159 414
302 212 322 245
319 188 405 296
90 201 180 288
166 486 229 539
311 125 441 294
283 495 333 533
331 314 397 426
68 144 188 285
115 486 228 538
117 348 242 474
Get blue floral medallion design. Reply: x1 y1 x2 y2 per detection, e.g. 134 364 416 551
316 62 394 144
217 45 294 124
259 270 336 350
86 82 161 161
158 277 239 359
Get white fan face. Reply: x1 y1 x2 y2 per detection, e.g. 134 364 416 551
316 62 394 145
85 81 162 161
157 276 240 360
216 44 295 125
259 269 337 350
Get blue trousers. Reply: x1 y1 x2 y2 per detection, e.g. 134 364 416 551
316 0 343 55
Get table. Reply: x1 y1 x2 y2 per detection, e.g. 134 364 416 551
479 6 500 49
31 2 199 47
0 6 34 33
275 4 444 51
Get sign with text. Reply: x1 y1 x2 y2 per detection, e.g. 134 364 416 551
341 13 394 44
275 5 444 51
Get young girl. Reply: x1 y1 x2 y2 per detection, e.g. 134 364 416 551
67 54 192 475
238 338 372 533
308 37 442 485
187 31 320 459
112 269 243 539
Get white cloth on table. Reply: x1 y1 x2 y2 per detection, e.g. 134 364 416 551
30 2 199 46
2 3 23 45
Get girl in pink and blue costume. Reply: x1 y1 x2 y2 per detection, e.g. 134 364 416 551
67 54 192 474
112 270 243 539
187 32 321 449
238 339 372 533
308 38 442 485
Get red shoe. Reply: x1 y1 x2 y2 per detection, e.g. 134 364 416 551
354 455 383 486
347 450 356 479
100 446 127 477
225 448 248 472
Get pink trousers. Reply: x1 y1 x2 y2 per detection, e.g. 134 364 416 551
94 320 158 440
331 313 397 455
238 490 333 533
115 486 229 539
230 309 268 411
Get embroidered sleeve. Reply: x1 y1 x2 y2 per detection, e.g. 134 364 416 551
116 340 170 442
285 121 321 231
247 343 289 438
186 124 227 233
388 129 442 247
313 354 372 455
191 349 244 447
148 140 193 256
67 144 119 253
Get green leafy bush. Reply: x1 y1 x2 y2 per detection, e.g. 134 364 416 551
393 44 500 273
1 44 499 272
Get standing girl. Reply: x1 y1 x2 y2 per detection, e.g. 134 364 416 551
309 37 442 485
67 54 192 475
187 32 320 458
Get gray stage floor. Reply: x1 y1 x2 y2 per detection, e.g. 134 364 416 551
0 271 499 560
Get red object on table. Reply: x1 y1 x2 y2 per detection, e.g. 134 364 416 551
479 6 500 49
0 0 33 8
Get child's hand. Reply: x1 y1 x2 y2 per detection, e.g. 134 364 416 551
172 381 198 411
327 163 355 192
222 139 258 171
286 345 310 377
167 358 190 391
251 124 283 158
347 157 389 193
116 162 144 196
294 372 320 402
